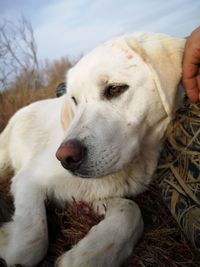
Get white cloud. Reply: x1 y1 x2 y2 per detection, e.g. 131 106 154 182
1 0 200 60
34 0 200 60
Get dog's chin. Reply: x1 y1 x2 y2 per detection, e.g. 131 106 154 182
69 169 109 179
68 165 124 179
61 165 119 179
71 171 97 178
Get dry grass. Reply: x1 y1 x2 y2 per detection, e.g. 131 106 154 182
0 57 72 132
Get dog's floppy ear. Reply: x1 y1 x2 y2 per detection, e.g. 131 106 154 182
125 33 186 118
61 96 73 130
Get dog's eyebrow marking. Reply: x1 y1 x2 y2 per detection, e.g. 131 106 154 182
98 74 109 87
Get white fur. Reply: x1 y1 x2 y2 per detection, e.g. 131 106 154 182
0 32 185 267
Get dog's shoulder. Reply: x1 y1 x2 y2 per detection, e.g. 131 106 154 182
9 96 65 128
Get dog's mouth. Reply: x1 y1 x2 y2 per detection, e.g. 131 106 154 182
60 156 123 178
58 155 119 178
56 139 124 178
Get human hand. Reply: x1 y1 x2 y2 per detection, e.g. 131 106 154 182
182 26 200 102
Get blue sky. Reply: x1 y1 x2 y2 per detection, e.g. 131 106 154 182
1 0 200 61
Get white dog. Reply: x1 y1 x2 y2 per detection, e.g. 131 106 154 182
0 32 185 267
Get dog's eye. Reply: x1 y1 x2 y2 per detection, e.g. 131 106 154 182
71 96 78 105
104 84 129 100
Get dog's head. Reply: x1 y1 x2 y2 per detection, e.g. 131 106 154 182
56 32 185 178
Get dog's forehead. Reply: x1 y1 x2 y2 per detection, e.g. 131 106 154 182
67 37 146 88
80 37 137 65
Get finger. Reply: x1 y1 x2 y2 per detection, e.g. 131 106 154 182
182 47 199 102
182 77 199 103
182 50 199 102
182 38 200 77
182 60 198 80
197 73 200 101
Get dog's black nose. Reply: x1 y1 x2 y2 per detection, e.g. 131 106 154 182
56 139 86 171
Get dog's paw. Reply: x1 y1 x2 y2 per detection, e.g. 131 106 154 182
0 221 48 267
55 253 73 267
4 238 48 267
55 255 63 267
55 252 81 267
55 254 79 267
55 250 97 267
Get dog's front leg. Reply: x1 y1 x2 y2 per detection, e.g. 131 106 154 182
0 171 48 266
56 198 143 267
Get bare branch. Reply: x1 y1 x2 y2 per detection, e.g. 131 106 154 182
0 17 39 90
